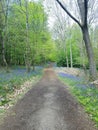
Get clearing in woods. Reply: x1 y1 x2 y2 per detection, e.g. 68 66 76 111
0 68 97 130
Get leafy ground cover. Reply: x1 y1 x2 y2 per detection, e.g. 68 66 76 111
58 71 98 127
0 66 43 106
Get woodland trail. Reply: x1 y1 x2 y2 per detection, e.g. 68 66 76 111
0 68 97 130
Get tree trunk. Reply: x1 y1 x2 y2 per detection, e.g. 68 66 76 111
25 0 31 72
82 25 96 80
81 40 86 70
1 35 8 68
70 42 73 68
1 0 10 70
66 49 69 68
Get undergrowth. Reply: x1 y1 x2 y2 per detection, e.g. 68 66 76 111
59 72 98 128
0 66 43 106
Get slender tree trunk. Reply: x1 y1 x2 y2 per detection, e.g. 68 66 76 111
70 42 73 68
2 24 8 69
1 0 9 68
0 33 7 66
25 0 31 72
82 25 96 80
2 39 8 67
81 40 86 69
66 49 69 68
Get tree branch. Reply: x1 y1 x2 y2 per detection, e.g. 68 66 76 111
56 0 82 28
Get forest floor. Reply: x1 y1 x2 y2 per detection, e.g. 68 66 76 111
0 68 97 130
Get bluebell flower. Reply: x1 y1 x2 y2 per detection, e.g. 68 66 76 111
58 72 81 81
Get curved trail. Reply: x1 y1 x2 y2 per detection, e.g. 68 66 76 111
0 68 97 130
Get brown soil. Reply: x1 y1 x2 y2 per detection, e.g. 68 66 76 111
0 68 97 130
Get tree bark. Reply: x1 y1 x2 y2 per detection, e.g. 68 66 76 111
81 25 96 80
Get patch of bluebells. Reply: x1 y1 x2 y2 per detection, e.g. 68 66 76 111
0 66 43 105
58 72 81 82
58 72 98 95
59 72 98 125
76 84 87 90
76 83 98 99
0 66 43 84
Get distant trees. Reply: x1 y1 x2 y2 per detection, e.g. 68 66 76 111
56 24 84 68
56 0 97 80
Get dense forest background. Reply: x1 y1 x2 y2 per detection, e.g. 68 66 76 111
0 0 56 72
0 0 98 77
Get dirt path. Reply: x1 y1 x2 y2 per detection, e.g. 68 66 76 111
0 68 97 130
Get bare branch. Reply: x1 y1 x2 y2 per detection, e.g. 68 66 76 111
56 0 82 28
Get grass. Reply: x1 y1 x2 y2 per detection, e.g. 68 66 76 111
58 72 98 128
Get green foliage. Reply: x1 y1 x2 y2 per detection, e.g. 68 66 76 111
0 1 57 67
56 24 89 68
57 51 66 67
